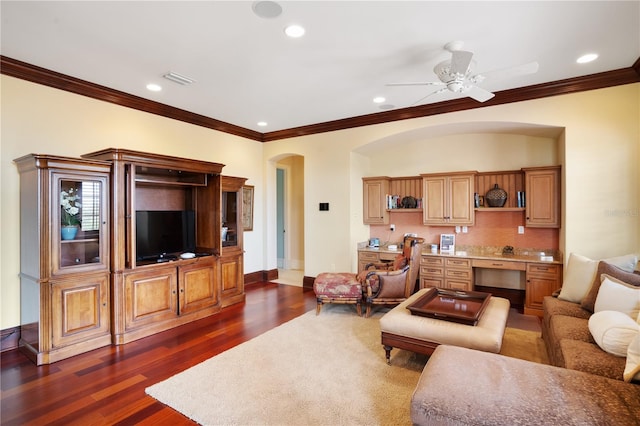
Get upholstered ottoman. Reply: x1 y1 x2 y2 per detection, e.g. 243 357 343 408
313 272 362 316
379 288 510 363
411 345 640 425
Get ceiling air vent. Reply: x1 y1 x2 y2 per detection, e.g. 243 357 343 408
163 72 196 86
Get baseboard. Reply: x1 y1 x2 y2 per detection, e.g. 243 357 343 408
303 276 315 289
1 326 20 353
244 269 279 285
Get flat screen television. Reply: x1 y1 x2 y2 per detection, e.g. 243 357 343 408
136 210 196 260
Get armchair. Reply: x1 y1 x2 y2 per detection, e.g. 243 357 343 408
362 236 424 317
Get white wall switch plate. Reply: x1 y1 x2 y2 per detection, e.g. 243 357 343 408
462 226 468 233
518 226 525 234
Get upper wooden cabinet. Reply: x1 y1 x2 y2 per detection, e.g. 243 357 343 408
523 166 560 228
422 172 476 226
14 154 112 365
362 177 390 224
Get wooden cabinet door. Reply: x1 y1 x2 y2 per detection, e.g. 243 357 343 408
124 267 178 330
51 273 110 348
178 260 217 315
423 173 474 225
363 178 390 224
524 166 560 228
449 174 474 225
220 251 244 306
423 176 447 224
525 263 561 315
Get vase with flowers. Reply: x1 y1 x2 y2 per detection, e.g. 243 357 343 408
60 187 82 240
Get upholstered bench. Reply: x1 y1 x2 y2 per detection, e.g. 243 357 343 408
313 272 362 316
411 345 640 425
379 288 510 363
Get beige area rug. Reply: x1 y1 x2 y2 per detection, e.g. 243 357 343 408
146 305 547 426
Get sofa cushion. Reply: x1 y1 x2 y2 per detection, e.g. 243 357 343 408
560 338 628 380
594 275 640 319
581 261 640 313
558 253 598 303
588 310 640 357
624 333 640 382
547 314 593 368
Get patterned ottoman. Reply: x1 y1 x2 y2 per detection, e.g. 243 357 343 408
313 272 362 316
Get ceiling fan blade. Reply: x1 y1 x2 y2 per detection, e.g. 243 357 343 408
450 50 473 75
467 86 495 102
412 87 448 105
386 82 444 87
478 61 539 81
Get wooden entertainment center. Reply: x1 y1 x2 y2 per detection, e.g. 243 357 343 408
15 149 246 364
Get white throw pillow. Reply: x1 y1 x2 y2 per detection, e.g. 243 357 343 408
604 253 639 273
594 275 640 319
624 332 640 382
588 310 640 357
558 253 598 303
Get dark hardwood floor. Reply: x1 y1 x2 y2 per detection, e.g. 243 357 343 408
1 283 540 425
1 283 317 425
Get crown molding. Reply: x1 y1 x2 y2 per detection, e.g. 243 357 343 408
2 55 639 143
0 56 263 142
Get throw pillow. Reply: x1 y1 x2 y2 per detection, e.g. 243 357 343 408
581 261 640 313
588 310 640 357
603 253 639 273
557 253 597 303
623 332 640 382
594 275 640 319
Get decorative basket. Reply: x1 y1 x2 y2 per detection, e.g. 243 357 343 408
485 184 507 207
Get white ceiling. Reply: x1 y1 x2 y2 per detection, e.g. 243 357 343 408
1 1 639 133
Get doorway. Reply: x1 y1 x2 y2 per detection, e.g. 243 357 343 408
275 156 305 286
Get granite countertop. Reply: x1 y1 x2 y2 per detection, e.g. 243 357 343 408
359 243 562 264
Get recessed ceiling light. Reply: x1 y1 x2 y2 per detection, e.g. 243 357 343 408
257 121 268 127
284 24 305 38
373 96 386 104
577 53 598 64
146 83 162 92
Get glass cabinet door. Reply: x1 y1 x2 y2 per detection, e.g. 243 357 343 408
221 191 238 247
53 174 109 274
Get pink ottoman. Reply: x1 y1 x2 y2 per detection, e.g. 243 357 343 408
313 272 362 316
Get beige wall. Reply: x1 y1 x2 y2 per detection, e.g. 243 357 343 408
1 75 638 329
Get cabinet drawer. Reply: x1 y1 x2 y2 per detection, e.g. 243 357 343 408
421 256 444 266
379 252 399 261
421 265 444 277
446 280 473 292
527 263 560 276
445 268 473 280
359 252 379 261
445 258 472 269
421 277 443 289
472 259 526 271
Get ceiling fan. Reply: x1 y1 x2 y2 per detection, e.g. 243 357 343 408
387 41 539 105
